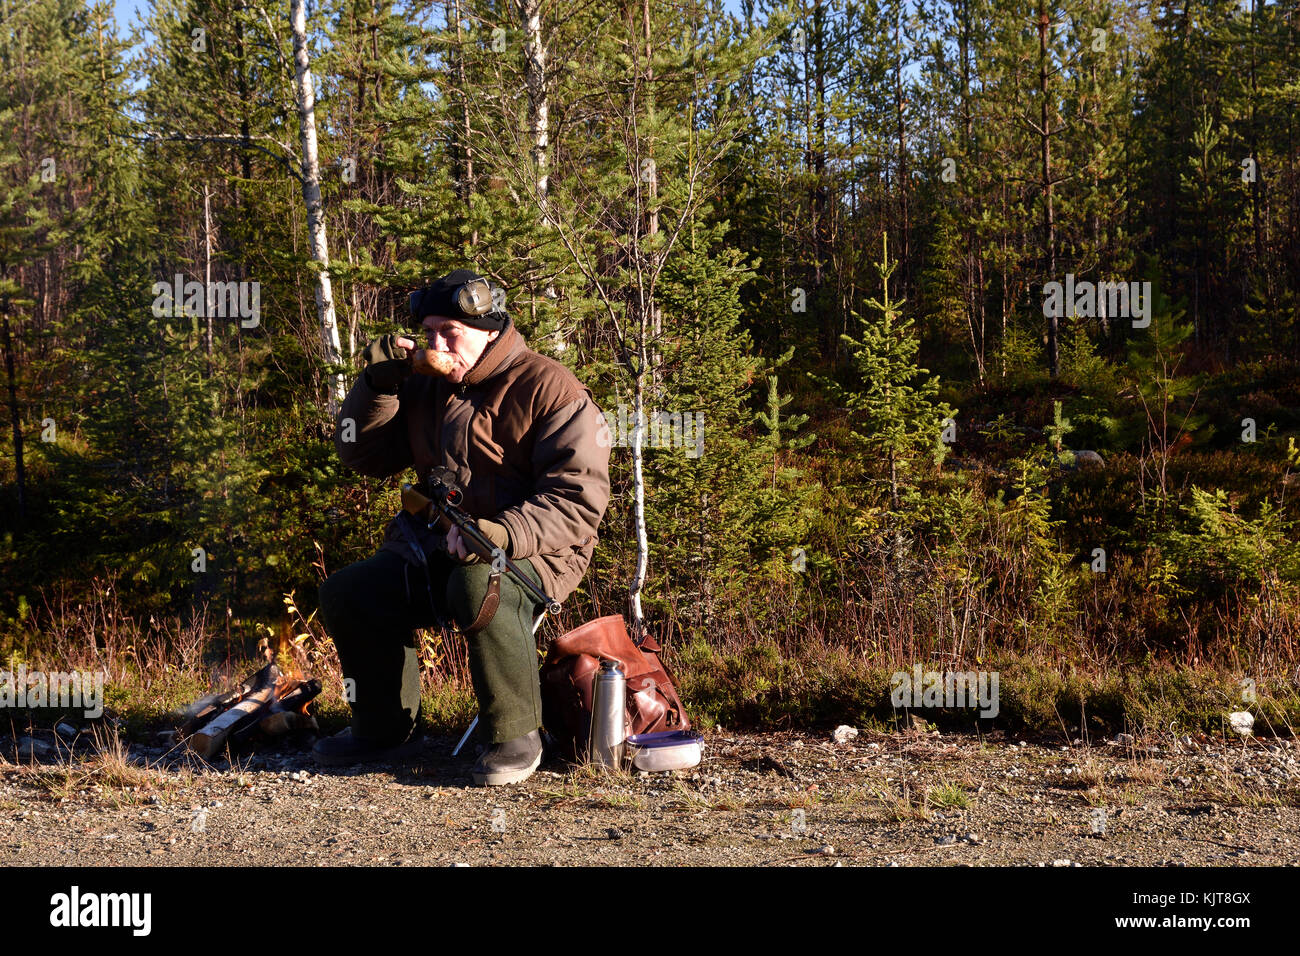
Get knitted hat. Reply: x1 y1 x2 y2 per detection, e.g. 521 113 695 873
408 269 507 331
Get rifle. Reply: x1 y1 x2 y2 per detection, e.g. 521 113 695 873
400 467 562 617
405 467 561 758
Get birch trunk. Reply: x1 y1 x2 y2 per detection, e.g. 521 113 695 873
641 0 661 392
520 0 549 215
518 0 563 350
629 373 649 635
625 0 658 633
203 182 213 371
290 0 345 416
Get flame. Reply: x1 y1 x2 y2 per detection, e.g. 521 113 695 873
264 620 319 717
275 618 308 681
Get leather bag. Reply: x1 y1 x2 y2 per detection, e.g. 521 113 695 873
540 614 690 762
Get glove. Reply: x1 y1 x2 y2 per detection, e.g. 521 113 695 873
360 335 413 393
448 518 511 565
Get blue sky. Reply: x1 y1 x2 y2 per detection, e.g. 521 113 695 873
113 0 145 32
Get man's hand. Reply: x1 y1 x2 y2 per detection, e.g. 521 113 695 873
446 518 510 565
361 335 416 392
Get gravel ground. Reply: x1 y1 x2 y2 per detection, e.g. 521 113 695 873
1 726 1297 867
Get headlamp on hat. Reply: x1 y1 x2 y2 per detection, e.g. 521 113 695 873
408 270 506 331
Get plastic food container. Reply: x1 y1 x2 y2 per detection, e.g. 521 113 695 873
625 730 704 772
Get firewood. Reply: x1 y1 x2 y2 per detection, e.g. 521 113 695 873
177 662 280 738
276 677 322 713
181 664 321 754
176 689 242 739
230 677 322 745
188 684 278 760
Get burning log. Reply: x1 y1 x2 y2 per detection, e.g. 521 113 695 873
273 677 323 713
189 684 279 760
177 663 280 739
231 677 323 746
182 667 323 759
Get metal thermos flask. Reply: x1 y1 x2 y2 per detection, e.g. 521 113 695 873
589 659 627 767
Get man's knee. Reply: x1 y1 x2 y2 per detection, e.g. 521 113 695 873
319 553 392 632
318 569 354 635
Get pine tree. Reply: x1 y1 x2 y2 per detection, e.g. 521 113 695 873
0 0 78 532
640 212 812 630
1122 275 1206 523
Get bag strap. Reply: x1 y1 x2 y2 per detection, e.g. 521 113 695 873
466 570 502 633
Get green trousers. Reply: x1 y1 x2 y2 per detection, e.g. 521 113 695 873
317 548 545 745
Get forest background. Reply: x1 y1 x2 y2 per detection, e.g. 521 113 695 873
4 0 1300 737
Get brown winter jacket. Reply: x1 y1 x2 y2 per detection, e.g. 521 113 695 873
334 316 611 605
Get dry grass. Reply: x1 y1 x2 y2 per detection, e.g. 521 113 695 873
1191 745 1300 808
776 787 820 810
1122 757 1171 788
533 761 655 811
1052 734 1300 811
661 780 751 812
1042 739 1174 811
873 779 933 822
818 783 875 806
5 726 195 808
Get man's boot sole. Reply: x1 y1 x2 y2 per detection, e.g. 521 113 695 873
311 735 424 768
471 747 542 786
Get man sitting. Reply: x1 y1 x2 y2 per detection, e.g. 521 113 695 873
314 269 611 785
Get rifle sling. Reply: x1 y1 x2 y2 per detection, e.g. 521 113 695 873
403 482 503 632
466 570 501 633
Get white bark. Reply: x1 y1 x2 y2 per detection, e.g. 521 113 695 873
290 0 345 416
641 0 661 391
520 0 549 214
628 0 658 625
629 378 649 632
517 0 563 351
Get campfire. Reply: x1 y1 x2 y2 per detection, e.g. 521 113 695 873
178 627 323 759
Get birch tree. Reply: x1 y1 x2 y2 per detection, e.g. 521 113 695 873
474 1 777 634
290 0 345 415
516 0 550 217
514 0 563 348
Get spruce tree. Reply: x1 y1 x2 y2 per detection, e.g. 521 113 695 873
822 232 954 512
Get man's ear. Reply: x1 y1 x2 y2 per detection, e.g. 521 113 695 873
487 329 501 341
